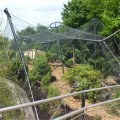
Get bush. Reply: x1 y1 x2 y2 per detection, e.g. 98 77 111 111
29 55 51 85
63 64 103 102
6 58 28 81
40 85 60 112
47 85 60 98
41 72 51 87
46 52 57 62
65 59 73 66
25 55 31 64
34 55 51 76
29 70 41 85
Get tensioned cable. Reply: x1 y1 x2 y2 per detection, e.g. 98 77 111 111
113 37 120 50
5 10 39 120
103 41 120 65
50 41 102 119
10 13 36 28
103 29 120 41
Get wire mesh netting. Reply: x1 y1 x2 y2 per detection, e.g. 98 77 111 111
0 9 120 120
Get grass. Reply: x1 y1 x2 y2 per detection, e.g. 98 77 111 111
0 79 25 120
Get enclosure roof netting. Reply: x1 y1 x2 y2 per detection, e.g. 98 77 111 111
4 13 106 44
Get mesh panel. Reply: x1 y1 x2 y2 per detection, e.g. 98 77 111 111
1 10 120 120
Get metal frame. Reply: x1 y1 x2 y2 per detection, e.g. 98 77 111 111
0 84 120 114
49 21 64 73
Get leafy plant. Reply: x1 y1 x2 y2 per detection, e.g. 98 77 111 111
29 70 41 85
29 55 51 85
25 55 31 64
33 55 51 76
41 72 51 87
63 64 103 102
6 58 28 81
46 52 57 62
40 85 60 112
65 58 73 66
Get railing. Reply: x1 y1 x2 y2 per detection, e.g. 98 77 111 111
0 84 120 119
54 98 120 120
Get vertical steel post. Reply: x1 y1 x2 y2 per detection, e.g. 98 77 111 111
55 25 64 74
93 22 98 70
4 8 39 120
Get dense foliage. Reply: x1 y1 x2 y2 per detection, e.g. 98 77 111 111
62 0 120 35
6 58 27 81
63 64 103 102
29 55 51 85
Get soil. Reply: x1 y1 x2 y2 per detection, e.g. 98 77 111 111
49 62 120 120
22 62 120 119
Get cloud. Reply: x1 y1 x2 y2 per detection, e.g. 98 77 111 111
0 0 69 29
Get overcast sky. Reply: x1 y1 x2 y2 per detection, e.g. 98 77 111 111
0 0 69 29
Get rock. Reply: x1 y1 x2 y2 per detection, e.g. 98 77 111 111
105 81 116 86
98 92 112 101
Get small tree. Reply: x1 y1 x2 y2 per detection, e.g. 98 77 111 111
63 64 103 102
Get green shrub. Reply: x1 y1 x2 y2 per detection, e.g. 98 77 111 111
41 72 51 87
25 55 31 64
34 55 51 76
29 55 51 85
40 85 60 111
29 70 41 85
63 64 103 102
65 59 73 66
40 103 50 112
6 58 28 81
47 85 60 98
46 52 57 62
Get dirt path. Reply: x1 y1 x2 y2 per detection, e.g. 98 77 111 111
50 62 120 120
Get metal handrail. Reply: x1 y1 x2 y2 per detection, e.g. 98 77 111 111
54 98 120 120
0 84 120 114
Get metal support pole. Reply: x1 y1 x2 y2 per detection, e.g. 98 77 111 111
81 93 85 120
94 23 97 70
57 39 64 73
56 27 64 74
46 43 50 54
4 8 39 120
49 22 64 73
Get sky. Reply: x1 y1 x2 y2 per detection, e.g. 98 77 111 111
0 0 69 30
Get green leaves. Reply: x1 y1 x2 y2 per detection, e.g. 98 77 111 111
62 0 120 35
63 64 103 102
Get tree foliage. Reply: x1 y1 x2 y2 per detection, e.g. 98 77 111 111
62 0 120 35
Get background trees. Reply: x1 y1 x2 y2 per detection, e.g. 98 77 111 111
62 0 120 35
